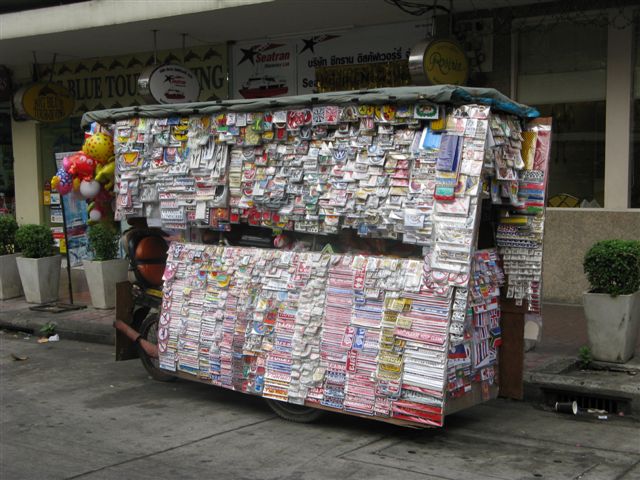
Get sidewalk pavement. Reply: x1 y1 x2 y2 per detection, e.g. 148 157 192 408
1 292 639 414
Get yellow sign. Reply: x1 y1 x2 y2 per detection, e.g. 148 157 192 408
409 38 469 86
15 83 75 123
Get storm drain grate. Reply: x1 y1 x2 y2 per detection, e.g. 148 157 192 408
542 388 631 415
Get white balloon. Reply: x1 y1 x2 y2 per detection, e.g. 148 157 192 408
80 180 101 199
89 209 102 222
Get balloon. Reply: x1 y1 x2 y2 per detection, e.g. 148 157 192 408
80 179 101 199
82 132 114 164
94 160 116 191
62 156 72 172
66 152 96 181
72 177 81 191
89 209 102 222
52 168 72 195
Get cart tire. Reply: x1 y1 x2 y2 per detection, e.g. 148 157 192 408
139 312 176 382
265 399 324 423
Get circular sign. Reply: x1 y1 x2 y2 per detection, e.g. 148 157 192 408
138 64 200 104
13 82 74 123
409 38 469 86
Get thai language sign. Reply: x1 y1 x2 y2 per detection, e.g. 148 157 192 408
231 21 427 98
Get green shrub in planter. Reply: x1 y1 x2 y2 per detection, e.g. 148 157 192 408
15 224 54 259
0 214 18 255
88 223 119 261
583 239 640 296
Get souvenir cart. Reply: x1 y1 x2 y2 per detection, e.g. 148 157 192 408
83 86 550 428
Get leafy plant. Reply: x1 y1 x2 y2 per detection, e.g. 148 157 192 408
15 224 54 259
39 322 57 337
578 345 593 369
0 214 18 255
88 223 119 261
583 240 640 296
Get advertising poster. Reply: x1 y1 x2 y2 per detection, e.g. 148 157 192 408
231 21 428 98
231 40 296 99
55 152 90 266
296 21 427 94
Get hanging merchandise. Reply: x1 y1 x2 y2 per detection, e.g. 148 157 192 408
51 130 117 224
89 86 548 427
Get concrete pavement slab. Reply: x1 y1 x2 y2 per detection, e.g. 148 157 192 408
2 332 639 480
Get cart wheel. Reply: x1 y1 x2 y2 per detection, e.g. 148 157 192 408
139 312 175 382
265 399 324 423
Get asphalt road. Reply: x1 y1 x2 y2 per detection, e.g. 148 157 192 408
1 330 639 480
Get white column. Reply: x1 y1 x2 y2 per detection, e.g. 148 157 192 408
604 11 634 209
11 119 43 225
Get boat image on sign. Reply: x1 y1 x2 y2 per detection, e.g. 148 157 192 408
164 75 187 100
239 76 288 99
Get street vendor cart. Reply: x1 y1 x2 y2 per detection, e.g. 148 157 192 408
82 85 550 427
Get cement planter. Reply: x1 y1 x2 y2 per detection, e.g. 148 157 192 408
0 253 24 299
16 255 61 304
84 258 129 309
583 290 640 363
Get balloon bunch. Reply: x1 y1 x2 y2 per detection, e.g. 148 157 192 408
51 131 116 223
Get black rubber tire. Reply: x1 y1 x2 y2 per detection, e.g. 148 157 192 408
265 399 324 423
138 312 176 382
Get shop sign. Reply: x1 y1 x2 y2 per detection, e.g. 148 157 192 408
231 21 427 98
409 38 469 86
34 44 228 115
13 82 75 123
138 64 200 104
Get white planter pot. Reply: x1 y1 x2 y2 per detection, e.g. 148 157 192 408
583 290 640 363
0 253 24 300
16 255 61 304
84 258 129 309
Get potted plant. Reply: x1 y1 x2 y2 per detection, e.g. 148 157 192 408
0 214 24 299
583 239 640 363
15 224 60 304
84 223 128 309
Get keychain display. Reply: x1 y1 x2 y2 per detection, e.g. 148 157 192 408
489 118 551 314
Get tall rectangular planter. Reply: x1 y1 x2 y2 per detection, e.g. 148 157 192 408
0 253 24 299
84 259 129 309
16 255 61 304
583 291 640 363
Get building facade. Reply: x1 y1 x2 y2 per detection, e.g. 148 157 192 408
1 0 639 304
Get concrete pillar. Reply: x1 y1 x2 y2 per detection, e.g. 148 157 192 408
604 12 634 209
11 119 43 224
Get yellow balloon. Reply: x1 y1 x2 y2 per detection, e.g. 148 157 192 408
82 132 114 164
73 177 81 191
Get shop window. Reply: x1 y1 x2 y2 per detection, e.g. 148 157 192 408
517 21 607 207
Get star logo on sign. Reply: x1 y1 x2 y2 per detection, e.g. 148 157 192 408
300 37 318 54
299 35 340 54
238 46 259 65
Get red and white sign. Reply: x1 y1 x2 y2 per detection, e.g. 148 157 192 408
139 64 200 104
